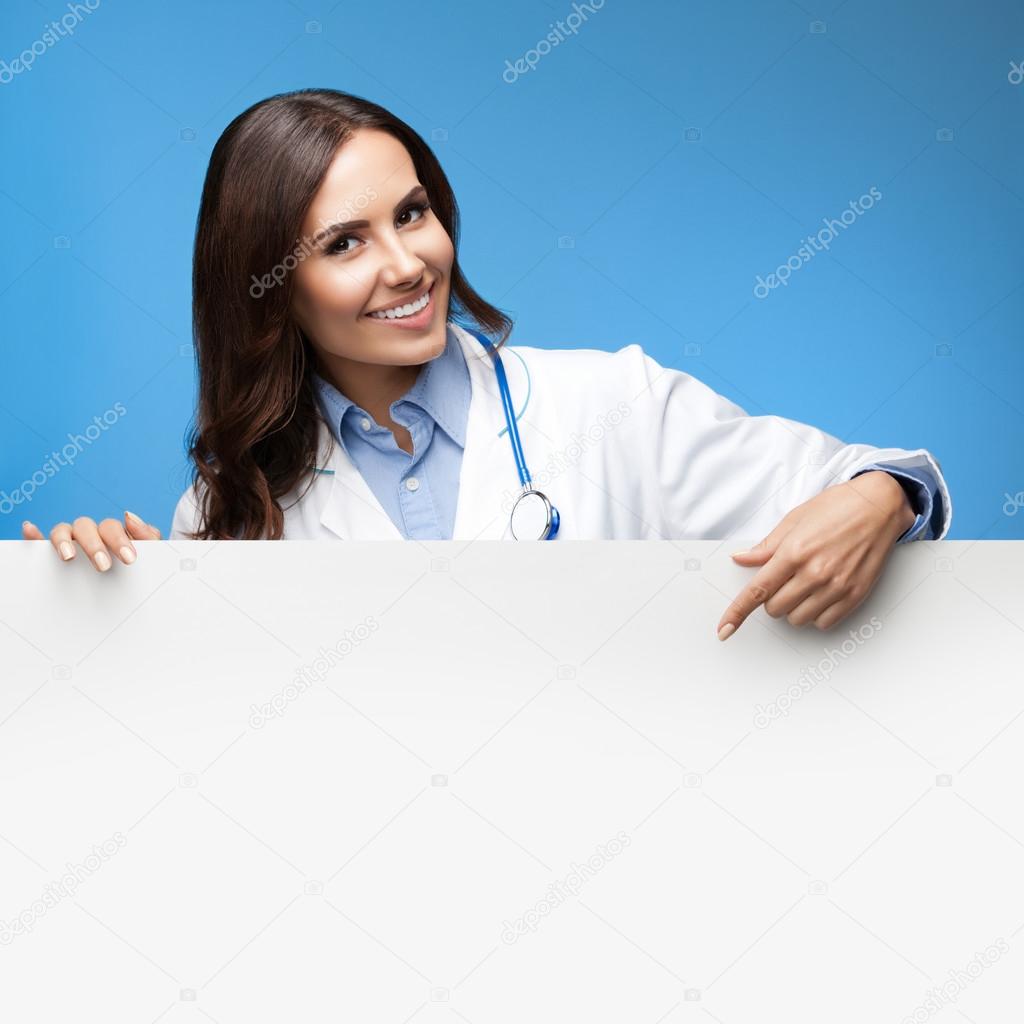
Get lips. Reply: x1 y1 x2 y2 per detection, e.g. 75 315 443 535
365 282 433 319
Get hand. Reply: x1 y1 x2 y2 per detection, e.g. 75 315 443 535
22 511 163 572
716 471 916 639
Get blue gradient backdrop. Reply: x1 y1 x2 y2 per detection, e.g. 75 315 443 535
1 0 1022 538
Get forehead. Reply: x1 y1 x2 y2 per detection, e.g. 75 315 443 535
304 129 418 222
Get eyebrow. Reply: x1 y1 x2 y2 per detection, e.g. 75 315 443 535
312 185 428 246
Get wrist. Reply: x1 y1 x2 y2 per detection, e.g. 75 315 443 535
851 471 916 534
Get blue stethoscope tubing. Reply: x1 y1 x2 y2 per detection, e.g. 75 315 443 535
464 326 560 541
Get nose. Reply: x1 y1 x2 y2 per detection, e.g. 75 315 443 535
377 229 426 290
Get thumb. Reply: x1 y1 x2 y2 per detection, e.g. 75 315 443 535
730 537 773 564
124 510 162 539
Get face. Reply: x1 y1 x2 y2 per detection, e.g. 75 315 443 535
290 129 455 374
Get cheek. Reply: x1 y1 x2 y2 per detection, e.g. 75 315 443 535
295 263 370 321
426 225 455 270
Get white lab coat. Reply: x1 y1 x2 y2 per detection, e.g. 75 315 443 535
169 322 952 542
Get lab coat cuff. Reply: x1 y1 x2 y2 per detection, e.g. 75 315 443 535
853 462 938 543
837 448 952 541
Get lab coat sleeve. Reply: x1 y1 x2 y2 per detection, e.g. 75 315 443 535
627 346 953 543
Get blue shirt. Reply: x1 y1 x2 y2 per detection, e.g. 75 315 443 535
313 333 945 542
311 325 471 540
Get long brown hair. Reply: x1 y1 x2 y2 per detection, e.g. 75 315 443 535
185 88 513 539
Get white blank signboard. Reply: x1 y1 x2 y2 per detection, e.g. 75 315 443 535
1 539 1023 1023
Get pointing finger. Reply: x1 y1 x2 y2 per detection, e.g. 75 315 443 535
717 561 793 641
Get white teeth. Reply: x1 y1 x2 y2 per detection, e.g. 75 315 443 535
369 289 430 320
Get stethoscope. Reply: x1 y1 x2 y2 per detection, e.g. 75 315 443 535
463 327 560 541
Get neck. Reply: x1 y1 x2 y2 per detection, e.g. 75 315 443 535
317 353 421 429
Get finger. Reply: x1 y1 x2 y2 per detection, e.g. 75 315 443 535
49 522 77 562
97 518 137 565
717 559 795 640
763 572 823 619
730 512 796 564
21 520 45 540
730 537 773 565
786 587 845 628
813 598 857 632
811 577 875 631
70 517 114 572
124 510 162 540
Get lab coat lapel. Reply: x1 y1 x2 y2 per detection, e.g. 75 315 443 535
315 417 405 540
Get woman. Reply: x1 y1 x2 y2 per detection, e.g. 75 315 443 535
22 88 952 639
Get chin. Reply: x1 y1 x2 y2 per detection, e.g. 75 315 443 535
423 325 449 361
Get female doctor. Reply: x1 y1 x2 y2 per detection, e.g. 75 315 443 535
22 88 951 641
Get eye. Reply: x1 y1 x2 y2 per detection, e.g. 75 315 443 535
397 200 430 227
325 201 431 257
327 234 361 257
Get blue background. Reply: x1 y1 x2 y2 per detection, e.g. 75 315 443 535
1 0 1022 538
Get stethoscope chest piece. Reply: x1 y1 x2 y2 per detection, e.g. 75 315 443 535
510 488 560 541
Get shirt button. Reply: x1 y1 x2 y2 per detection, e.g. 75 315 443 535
405 476 420 492
360 417 371 432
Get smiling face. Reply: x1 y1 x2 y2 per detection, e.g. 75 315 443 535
290 129 455 381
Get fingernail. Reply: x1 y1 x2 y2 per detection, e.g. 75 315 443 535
59 541 75 561
718 623 736 641
125 510 144 526
94 550 112 572
730 550 749 558
120 546 136 564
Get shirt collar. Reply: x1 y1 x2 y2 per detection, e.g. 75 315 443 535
312 323 471 449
